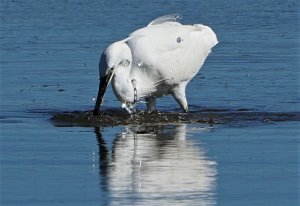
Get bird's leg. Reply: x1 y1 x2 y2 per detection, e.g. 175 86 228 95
172 82 189 113
145 97 156 112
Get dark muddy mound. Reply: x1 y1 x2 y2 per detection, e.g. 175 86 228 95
51 108 300 127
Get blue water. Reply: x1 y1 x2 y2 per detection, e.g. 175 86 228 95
1 0 299 205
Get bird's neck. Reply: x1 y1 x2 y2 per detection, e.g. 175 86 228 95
111 67 135 104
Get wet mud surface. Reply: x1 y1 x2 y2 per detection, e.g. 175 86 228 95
51 109 300 127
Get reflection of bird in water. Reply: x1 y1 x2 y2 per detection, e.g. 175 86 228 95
95 124 217 206
93 14 218 114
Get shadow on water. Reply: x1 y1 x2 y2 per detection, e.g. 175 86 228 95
94 124 216 206
51 107 300 127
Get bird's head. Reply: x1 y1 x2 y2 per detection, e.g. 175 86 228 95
93 41 132 115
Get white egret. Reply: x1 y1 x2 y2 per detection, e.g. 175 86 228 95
93 14 218 115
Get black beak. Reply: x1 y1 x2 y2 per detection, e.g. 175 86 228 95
93 70 114 115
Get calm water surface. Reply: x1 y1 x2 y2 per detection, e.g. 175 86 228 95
1 0 299 205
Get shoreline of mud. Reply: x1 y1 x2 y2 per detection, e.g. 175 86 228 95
51 109 300 127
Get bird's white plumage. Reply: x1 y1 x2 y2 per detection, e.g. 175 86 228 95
147 13 182 26
96 15 218 113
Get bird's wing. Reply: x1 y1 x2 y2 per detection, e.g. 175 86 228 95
126 23 217 89
147 14 182 26
127 22 218 79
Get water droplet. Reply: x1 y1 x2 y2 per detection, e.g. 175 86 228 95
92 97 96 101
170 69 173 73
138 61 143 67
